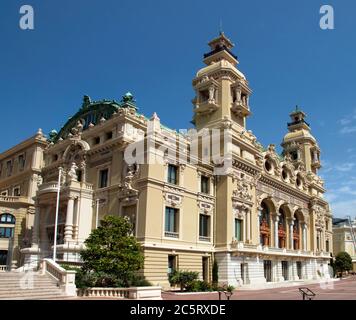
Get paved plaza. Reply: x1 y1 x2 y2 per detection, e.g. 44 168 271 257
161 277 356 300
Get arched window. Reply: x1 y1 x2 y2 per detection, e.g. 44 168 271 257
0 214 15 224
278 208 287 248
260 202 270 246
0 213 15 239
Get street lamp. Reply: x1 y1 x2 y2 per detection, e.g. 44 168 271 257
53 167 63 262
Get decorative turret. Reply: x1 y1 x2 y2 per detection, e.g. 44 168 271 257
282 106 321 174
192 32 252 131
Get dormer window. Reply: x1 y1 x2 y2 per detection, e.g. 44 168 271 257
290 151 298 161
94 137 100 145
264 159 273 173
282 169 288 181
106 131 113 141
296 175 303 189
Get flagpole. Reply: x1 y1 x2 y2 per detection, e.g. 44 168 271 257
53 167 62 261
96 198 100 228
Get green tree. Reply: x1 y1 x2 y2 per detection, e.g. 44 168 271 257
80 215 144 286
334 251 353 276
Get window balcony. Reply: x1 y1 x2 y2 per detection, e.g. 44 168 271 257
199 236 211 242
164 231 179 239
231 100 251 117
0 195 29 204
194 99 219 115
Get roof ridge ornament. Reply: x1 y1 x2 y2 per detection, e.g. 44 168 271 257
82 95 91 109
121 92 138 110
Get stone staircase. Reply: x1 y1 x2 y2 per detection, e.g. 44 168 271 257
0 271 67 300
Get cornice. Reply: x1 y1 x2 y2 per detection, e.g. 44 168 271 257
258 174 311 202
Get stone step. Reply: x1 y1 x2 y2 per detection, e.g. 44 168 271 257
0 272 66 300
5 295 68 300
0 290 64 297
0 293 66 300
0 278 57 283
0 286 60 293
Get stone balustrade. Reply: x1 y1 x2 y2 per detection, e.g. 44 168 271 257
0 265 10 272
38 182 59 193
0 195 29 203
77 286 162 300
41 258 77 296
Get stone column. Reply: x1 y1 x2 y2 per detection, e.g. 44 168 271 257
31 205 41 247
64 197 74 242
289 220 294 250
274 214 279 248
302 223 307 250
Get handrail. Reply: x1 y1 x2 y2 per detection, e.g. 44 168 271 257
42 258 77 296
299 287 316 300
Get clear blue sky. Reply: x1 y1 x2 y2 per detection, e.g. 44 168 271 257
1 0 355 218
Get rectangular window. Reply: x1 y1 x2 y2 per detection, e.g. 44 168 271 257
326 240 329 252
6 161 12 177
99 169 108 188
0 227 14 238
235 219 243 241
200 176 210 194
199 214 210 241
13 187 20 197
18 154 25 171
165 207 179 238
167 165 178 185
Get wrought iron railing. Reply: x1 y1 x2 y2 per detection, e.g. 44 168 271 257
164 231 179 239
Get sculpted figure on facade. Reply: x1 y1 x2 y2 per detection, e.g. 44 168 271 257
233 173 253 202
67 162 78 182
122 164 139 191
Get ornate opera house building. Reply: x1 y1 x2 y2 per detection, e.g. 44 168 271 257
0 33 333 287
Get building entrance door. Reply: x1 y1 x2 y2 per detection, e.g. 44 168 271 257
0 250 8 267
296 261 302 279
202 257 209 282
241 263 249 284
264 260 272 282
282 261 289 280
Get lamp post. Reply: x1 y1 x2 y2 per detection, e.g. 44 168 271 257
53 167 63 262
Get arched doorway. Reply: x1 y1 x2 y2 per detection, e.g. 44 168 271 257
260 201 271 246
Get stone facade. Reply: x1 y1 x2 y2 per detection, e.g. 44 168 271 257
0 33 332 288
333 218 356 272
0 130 47 269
